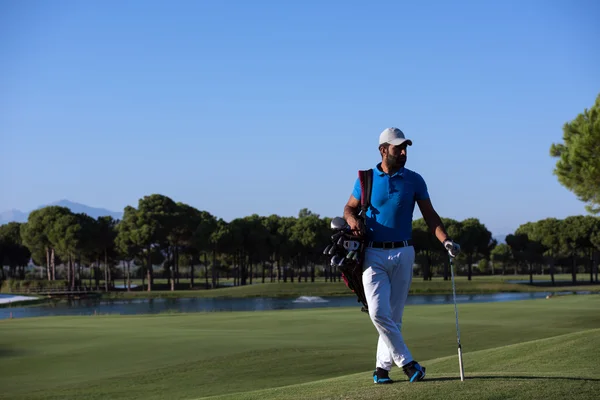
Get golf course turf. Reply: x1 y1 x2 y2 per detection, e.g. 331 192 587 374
1 295 599 399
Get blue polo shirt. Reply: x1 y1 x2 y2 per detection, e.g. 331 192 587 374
351 164 429 242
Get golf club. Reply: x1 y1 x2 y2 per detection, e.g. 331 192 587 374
330 216 349 231
449 255 465 381
331 255 343 266
331 231 345 242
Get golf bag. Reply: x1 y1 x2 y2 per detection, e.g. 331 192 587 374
323 169 373 313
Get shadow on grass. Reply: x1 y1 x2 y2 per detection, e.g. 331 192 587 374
427 376 600 382
0 347 25 358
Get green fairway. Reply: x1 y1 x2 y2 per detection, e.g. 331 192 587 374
199 328 600 400
1 295 599 400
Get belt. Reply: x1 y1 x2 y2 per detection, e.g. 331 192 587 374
367 240 413 249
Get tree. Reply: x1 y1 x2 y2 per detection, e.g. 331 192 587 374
74 213 99 288
491 243 512 275
477 259 490 274
505 233 527 277
278 217 298 282
21 206 71 281
0 223 31 281
457 218 492 280
291 211 326 283
120 195 178 291
191 209 217 289
559 215 597 284
47 211 83 289
208 218 231 287
591 223 600 283
412 218 437 280
506 226 545 285
582 216 600 283
514 222 548 284
263 215 284 282
530 218 562 285
550 94 600 214
96 216 118 292
235 215 269 285
115 214 140 292
0 234 4 283
166 203 200 291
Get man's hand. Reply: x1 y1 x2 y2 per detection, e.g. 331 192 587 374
347 215 366 237
444 239 461 258
344 195 366 237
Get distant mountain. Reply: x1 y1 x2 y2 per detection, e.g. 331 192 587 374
0 200 123 225
0 209 28 224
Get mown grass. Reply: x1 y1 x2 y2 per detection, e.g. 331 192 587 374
198 328 600 400
0 295 599 399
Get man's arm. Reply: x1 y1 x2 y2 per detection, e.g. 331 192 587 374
417 198 449 244
344 195 365 236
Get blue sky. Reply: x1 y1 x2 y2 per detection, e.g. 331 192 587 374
1 0 599 236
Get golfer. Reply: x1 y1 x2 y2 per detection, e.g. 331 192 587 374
343 127 461 383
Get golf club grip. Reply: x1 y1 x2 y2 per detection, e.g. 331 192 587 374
458 344 465 381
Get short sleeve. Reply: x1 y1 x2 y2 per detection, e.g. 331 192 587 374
351 177 361 201
414 173 430 201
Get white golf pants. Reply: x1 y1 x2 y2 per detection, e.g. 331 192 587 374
362 246 415 371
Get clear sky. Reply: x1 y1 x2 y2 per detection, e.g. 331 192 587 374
1 0 599 236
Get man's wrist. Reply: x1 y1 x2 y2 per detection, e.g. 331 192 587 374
344 207 358 219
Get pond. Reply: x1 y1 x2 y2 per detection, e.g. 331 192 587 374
1 291 593 320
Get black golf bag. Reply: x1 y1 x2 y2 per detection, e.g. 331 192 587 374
323 221 368 312
323 169 373 313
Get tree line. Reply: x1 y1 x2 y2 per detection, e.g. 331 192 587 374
1 193 599 292
413 215 600 284
0 194 336 292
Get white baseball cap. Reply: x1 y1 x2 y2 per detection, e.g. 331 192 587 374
379 127 412 147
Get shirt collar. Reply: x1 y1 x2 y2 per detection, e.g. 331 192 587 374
375 163 405 177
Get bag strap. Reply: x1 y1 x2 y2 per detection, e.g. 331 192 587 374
358 169 373 218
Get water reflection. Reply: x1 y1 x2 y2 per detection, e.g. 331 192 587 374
0 291 594 320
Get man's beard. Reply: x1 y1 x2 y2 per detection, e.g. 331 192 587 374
385 155 406 170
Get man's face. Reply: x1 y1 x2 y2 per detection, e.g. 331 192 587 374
383 143 408 169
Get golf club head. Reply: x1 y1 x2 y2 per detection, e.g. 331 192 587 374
346 250 355 259
330 216 349 231
323 245 332 255
328 245 337 255
331 255 343 266
331 231 344 241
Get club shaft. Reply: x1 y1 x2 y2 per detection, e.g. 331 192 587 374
458 344 465 381
450 257 465 381
450 259 461 345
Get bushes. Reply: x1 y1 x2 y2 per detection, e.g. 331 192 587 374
0 279 68 293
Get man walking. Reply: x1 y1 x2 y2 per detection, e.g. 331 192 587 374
343 127 461 383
